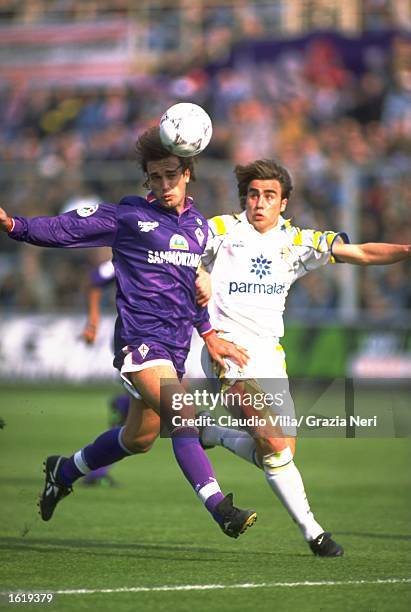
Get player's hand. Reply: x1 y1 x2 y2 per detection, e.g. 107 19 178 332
0 207 12 232
204 331 249 369
195 267 212 307
81 323 97 345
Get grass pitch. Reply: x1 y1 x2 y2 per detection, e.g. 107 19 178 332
0 386 410 611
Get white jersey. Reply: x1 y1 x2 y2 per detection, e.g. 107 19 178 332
203 211 347 339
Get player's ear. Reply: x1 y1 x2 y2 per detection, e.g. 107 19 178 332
184 169 190 184
280 198 288 212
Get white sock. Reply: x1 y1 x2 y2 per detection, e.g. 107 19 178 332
202 423 260 466
197 478 222 505
263 455 323 542
202 423 323 541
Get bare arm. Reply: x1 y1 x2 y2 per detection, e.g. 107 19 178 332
332 242 411 265
81 286 103 344
0 207 13 232
203 330 249 369
195 266 212 307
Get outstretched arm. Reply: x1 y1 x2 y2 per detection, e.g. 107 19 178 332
332 242 411 265
0 204 117 248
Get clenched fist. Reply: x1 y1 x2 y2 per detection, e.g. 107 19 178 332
0 208 13 232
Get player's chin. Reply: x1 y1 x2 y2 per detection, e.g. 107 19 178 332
161 197 177 207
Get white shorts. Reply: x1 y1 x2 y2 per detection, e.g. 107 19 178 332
201 333 287 380
201 332 296 435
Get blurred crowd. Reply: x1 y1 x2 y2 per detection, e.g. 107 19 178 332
0 0 283 36
0 0 405 34
0 12 410 320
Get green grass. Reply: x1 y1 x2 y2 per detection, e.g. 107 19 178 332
0 386 410 611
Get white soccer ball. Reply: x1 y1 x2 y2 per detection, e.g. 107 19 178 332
159 103 212 157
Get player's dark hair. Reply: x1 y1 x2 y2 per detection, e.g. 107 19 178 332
135 126 196 186
235 159 293 205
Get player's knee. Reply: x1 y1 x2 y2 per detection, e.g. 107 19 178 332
132 438 155 454
256 436 288 456
122 431 157 454
261 445 294 473
256 435 296 457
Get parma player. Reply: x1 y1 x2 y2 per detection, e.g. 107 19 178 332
195 158 411 556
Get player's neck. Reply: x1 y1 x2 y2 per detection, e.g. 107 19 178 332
254 218 281 234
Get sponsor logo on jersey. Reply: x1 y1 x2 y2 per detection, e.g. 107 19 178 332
76 204 99 217
195 227 205 246
147 250 201 267
250 254 272 280
228 280 288 295
138 220 159 232
138 343 150 359
169 234 189 250
196 217 203 226
232 241 245 248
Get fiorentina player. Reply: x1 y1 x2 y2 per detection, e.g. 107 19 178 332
0 127 257 539
195 159 411 556
81 259 116 346
81 259 130 486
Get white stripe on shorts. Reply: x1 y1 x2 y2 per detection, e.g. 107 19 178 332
120 357 177 400
121 353 174 374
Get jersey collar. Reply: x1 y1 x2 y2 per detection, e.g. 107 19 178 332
146 192 194 214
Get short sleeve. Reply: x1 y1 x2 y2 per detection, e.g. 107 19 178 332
291 228 349 279
203 214 240 269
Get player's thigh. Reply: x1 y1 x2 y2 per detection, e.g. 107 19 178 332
255 435 296 458
122 397 160 451
128 366 196 431
128 365 181 412
225 379 296 457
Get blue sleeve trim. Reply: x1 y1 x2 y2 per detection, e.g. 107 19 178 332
331 232 350 263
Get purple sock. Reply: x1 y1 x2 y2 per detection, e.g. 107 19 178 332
171 430 224 521
110 395 129 426
84 466 110 482
59 427 131 487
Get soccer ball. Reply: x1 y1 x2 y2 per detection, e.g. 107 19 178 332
159 103 212 157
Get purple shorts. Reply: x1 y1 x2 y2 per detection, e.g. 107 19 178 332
115 341 186 401
114 341 186 380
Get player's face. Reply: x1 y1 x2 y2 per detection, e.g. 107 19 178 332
245 179 287 233
146 156 190 213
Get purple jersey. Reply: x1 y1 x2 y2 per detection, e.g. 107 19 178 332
9 194 211 373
